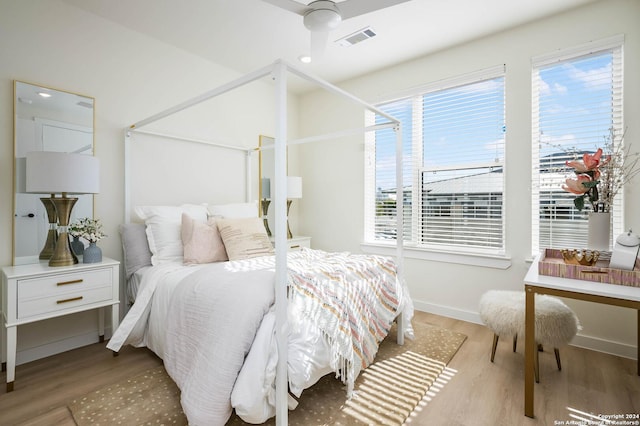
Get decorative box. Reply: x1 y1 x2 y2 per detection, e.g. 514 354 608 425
538 248 640 288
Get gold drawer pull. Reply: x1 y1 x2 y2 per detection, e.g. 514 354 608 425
290 245 300 249
57 279 83 286
57 296 83 304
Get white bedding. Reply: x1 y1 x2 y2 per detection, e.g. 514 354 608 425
107 249 414 425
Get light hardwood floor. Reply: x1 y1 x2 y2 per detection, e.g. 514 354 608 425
1 311 638 425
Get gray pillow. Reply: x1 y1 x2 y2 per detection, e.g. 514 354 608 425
119 223 152 280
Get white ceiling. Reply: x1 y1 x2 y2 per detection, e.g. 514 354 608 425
62 0 597 92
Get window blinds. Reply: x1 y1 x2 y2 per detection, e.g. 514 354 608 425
531 36 624 253
365 66 506 255
421 76 505 253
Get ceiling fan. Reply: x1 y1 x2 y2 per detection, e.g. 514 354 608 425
262 0 411 59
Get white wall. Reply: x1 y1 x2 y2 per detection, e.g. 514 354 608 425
298 0 640 358
0 0 296 363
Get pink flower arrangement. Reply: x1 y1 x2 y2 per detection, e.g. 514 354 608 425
562 148 609 211
562 128 640 212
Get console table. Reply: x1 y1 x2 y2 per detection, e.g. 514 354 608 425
523 255 640 418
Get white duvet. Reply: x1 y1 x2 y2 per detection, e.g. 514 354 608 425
107 250 413 425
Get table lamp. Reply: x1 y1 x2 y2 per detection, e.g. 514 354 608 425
26 151 100 266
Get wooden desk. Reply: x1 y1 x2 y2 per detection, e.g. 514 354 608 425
523 255 640 418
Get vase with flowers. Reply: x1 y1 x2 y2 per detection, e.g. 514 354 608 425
562 128 640 250
68 218 107 263
68 221 85 257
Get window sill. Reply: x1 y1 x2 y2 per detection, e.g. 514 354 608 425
360 242 512 270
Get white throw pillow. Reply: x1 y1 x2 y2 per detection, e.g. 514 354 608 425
135 204 208 265
207 201 258 219
217 217 274 261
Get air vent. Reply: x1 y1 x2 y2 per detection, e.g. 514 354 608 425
335 26 377 47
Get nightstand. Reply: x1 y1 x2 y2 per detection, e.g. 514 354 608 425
271 236 311 251
1 257 120 392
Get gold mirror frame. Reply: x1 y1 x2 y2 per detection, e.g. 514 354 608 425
12 81 95 265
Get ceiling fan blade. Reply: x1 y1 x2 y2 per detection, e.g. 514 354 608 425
310 30 329 60
261 0 310 16
338 0 411 20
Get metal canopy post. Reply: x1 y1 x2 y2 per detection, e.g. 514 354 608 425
394 124 405 345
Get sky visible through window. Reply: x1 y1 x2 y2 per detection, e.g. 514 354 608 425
538 52 613 161
374 52 613 193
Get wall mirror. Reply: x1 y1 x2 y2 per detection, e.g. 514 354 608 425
13 80 95 265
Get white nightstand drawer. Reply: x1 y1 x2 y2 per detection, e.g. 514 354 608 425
17 269 113 319
17 285 113 319
17 269 112 299
286 237 311 251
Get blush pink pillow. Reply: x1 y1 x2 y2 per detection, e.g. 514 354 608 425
181 213 228 264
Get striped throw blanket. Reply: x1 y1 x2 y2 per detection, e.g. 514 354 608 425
286 249 402 393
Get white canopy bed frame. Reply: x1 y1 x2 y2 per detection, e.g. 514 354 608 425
122 59 405 425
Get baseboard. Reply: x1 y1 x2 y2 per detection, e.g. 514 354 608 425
414 300 637 360
16 328 113 366
570 334 638 360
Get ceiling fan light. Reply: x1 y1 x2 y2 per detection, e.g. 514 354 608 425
303 8 341 32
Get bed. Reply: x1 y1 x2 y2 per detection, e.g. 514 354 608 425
109 205 413 424
110 59 408 425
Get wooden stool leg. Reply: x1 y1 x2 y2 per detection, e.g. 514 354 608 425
534 347 540 383
491 334 499 362
513 334 517 352
554 348 562 371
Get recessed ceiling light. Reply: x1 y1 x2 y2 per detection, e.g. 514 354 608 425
37 92 52 98
298 55 312 64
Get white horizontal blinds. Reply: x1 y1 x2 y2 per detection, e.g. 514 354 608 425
367 66 506 254
532 37 623 253
421 76 506 253
371 99 414 242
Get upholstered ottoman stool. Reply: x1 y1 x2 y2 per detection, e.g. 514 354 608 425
478 290 580 382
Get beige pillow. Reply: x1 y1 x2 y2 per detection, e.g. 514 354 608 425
181 213 228 264
217 217 274 261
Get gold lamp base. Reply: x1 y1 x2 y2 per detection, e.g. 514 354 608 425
38 197 58 260
48 195 78 267
261 198 272 237
287 199 293 240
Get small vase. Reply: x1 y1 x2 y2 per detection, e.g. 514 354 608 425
588 212 611 251
83 241 102 263
70 236 84 256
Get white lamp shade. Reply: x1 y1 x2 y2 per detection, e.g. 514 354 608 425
287 176 302 199
26 151 100 194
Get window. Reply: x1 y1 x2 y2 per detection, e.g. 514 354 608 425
531 36 624 253
365 66 506 255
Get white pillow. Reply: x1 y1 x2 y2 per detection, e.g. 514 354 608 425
135 204 208 265
217 217 274 261
208 201 259 219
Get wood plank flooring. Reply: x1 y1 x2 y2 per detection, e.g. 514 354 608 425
1 311 638 425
